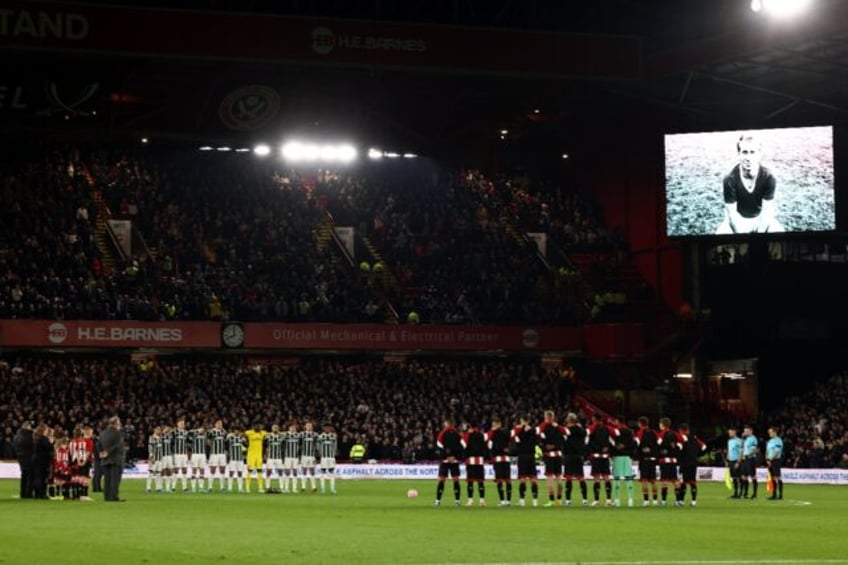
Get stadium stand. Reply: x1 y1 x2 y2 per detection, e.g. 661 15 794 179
0 356 576 463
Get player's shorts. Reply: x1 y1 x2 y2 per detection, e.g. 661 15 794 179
174 454 189 468
438 462 461 480
466 464 485 481
639 459 658 481
516 455 537 479
247 454 263 470
320 458 336 471
150 460 163 473
680 464 697 483
267 458 283 472
562 454 584 479
160 455 174 470
729 461 742 479
300 456 316 469
284 457 299 471
190 454 207 470
228 460 245 473
75 463 92 477
741 457 757 477
590 457 611 478
612 456 633 478
543 456 562 477
659 462 678 481
768 459 782 478
208 454 227 468
493 461 511 481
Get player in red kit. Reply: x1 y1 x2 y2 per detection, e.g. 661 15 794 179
462 422 488 507
511 415 539 507
434 417 463 508
586 413 615 507
69 426 95 501
676 423 707 507
635 417 660 506
487 417 512 507
657 417 683 507
562 413 588 507
537 410 566 507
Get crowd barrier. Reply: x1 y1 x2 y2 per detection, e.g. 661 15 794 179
2 462 847 484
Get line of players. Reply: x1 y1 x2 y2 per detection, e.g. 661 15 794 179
146 419 338 495
434 411 707 508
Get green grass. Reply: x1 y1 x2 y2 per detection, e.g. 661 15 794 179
1 479 847 565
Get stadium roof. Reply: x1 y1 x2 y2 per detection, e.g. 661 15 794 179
1 0 846 158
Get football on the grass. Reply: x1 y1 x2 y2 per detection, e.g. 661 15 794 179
407 489 419 498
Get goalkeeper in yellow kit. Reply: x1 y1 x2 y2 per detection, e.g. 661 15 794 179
244 423 268 493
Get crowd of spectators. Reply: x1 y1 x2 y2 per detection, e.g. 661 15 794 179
0 356 574 463
759 372 848 469
459 170 623 253
1 145 632 325
316 170 581 324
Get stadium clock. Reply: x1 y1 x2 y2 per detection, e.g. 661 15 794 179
221 323 245 348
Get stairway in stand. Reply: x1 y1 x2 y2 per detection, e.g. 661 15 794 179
360 235 401 324
83 166 120 273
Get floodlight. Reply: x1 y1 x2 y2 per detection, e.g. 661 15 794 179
282 141 304 160
752 0 812 17
403 153 417 159
253 144 271 156
385 152 400 158
368 148 383 160
216 146 231 152
235 148 251 153
320 145 339 161
337 145 357 163
199 146 213 151
141 137 149 144
302 144 321 161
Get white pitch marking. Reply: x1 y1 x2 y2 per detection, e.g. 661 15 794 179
432 560 848 565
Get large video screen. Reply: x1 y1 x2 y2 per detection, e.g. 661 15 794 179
665 126 835 237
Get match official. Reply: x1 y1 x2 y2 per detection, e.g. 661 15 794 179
766 427 784 501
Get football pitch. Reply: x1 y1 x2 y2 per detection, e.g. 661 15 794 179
0 480 846 565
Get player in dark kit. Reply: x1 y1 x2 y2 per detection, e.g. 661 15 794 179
676 423 707 507
487 417 513 507
610 419 636 507
586 413 615 507
537 410 566 507
562 413 588 507
434 418 463 508
657 417 682 507
511 416 539 507
635 417 660 506
462 422 488 507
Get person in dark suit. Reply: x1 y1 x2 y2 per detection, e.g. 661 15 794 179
31 424 54 499
13 421 34 499
99 416 126 502
91 426 104 493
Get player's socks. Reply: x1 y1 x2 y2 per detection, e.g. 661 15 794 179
626 479 635 501
309 475 317 491
467 483 474 499
452 480 461 502
505 481 512 501
329 475 336 494
604 481 612 500
565 480 573 501
436 480 445 501
181 474 188 491
238 477 244 492
519 482 526 500
477 482 485 500
258 475 265 492
191 478 197 492
496 483 505 501
777 480 783 499
593 481 601 501
227 476 234 491
751 479 758 498
530 482 538 501
691 483 698 501
612 480 620 502
580 480 588 501
556 483 563 501
661 485 668 501
147 475 153 491
741 479 749 497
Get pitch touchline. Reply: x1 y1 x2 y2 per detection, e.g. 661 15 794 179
432 560 848 565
